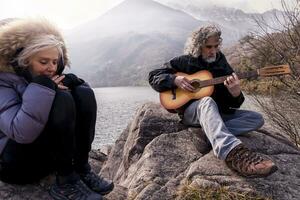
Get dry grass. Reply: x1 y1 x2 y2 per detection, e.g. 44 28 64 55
232 0 300 147
177 184 272 200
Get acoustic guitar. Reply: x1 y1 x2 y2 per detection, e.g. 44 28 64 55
160 64 291 110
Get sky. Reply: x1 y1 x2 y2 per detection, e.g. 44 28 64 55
0 0 294 30
0 0 123 29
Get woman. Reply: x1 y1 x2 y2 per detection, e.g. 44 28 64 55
0 18 113 200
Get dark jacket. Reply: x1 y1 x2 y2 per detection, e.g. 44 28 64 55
148 52 244 114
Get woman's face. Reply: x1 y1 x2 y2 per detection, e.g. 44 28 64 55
28 47 59 77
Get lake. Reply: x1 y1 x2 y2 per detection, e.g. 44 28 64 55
92 86 262 149
93 86 158 149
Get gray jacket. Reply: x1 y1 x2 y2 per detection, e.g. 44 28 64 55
0 72 55 154
0 19 69 155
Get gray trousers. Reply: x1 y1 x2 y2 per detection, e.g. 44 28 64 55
182 97 264 160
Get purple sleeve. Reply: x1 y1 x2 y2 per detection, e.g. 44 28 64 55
0 83 56 143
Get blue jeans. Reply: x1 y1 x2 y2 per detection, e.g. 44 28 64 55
182 97 264 160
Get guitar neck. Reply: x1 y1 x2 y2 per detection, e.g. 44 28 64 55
200 70 258 87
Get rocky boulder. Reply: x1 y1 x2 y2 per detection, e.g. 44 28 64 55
102 102 300 200
1 102 299 200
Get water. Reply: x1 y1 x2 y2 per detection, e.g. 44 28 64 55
93 86 158 149
92 87 262 149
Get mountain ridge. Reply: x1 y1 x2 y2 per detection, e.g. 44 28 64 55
66 0 284 87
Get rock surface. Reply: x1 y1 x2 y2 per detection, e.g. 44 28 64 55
101 102 300 200
1 102 300 200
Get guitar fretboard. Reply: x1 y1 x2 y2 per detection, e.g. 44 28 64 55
199 70 258 88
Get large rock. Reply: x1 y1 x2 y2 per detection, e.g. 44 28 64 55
101 102 300 200
1 102 299 200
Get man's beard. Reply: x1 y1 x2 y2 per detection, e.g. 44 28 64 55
204 56 216 63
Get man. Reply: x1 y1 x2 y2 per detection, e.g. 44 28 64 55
148 25 278 177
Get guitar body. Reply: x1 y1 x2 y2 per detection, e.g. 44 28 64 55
159 64 291 110
160 70 214 110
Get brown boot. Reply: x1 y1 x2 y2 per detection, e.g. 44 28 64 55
225 144 278 178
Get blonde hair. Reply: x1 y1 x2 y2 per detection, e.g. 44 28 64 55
14 34 64 68
184 25 222 58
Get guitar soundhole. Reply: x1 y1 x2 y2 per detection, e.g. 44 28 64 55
190 81 200 89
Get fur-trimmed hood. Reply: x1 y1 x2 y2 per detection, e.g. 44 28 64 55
0 18 69 73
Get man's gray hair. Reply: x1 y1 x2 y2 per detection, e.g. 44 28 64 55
15 34 64 68
184 25 222 58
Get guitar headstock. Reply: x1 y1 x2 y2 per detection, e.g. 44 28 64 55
258 64 291 77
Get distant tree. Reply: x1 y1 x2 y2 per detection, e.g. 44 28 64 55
242 0 300 146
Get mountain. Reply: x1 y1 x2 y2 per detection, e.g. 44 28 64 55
65 0 202 86
66 0 285 87
155 0 285 42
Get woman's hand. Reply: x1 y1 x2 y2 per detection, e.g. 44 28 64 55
61 73 85 89
224 73 241 97
51 75 69 90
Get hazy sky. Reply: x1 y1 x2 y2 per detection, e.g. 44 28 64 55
0 0 294 29
159 0 293 13
0 0 123 29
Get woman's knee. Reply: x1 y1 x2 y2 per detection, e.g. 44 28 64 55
72 85 97 113
48 90 76 126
